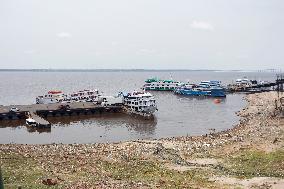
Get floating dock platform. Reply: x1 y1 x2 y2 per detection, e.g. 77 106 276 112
0 102 122 126
227 75 284 93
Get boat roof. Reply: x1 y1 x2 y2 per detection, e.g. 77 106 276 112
145 78 160 83
200 80 221 83
26 118 36 122
236 78 249 81
48 90 62 94
163 79 175 83
145 78 178 83
121 91 153 97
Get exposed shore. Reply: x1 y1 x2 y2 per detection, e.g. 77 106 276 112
1 92 283 188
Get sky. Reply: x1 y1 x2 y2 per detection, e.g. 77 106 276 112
0 0 283 70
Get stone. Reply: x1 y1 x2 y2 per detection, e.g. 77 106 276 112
42 178 58 186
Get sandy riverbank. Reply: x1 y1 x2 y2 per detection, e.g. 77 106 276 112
1 92 283 188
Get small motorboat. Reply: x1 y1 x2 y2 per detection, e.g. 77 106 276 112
26 118 37 126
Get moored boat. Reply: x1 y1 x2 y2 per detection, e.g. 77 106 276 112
36 90 65 104
226 78 274 93
119 90 157 118
175 80 226 97
36 89 101 104
26 117 37 126
143 77 182 91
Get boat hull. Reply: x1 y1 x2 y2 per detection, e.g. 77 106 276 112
175 88 226 97
145 87 175 91
123 107 156 119
142 106 157 114
211 88 226 97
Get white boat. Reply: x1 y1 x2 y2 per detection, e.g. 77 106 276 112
199 80 222 88
26 118 37 126
235 78 252 87
143 78 182 91
36 89 101 104
119 90 157 118
36 90 65 104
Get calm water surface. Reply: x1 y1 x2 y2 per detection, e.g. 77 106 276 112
0 71 276 144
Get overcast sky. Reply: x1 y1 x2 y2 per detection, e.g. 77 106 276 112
0 0 283 70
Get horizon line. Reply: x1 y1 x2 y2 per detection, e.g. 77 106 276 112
0 68 281 72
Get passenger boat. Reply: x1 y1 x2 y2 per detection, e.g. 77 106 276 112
143 78 182 91
235 78 251 86
199 80 222 88
36 89 101 104
119 90 157 118
227 78 274 93
175 80 226 97
235 78 270 88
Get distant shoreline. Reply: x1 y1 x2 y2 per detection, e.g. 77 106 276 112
0 69 280 72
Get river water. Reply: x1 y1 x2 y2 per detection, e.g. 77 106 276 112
0 71 277 144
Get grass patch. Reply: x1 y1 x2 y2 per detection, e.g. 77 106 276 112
0 149 227 188
1 152 60 189
98 159 217 188
223 150 284 178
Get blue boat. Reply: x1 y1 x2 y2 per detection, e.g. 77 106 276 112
174 81 226 97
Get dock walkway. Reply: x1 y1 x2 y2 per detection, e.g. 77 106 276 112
28 112 51 127
0 102 122 123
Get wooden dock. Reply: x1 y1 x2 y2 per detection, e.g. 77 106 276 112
0 102 122 126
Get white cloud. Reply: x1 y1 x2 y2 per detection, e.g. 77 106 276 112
56 32 72 38
190 21 214 31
